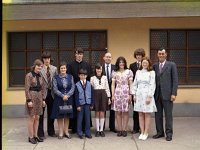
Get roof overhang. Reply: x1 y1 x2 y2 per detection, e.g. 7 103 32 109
3 1 200 20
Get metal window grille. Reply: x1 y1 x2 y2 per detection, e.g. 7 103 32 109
150 29 200 85
8 31 107 87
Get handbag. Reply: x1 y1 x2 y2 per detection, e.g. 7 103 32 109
59 102 73 115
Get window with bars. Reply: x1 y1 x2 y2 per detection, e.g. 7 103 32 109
8 31 107 87
150 29 200 85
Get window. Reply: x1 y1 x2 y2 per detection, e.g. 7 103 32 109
150 29 200 85
8 31 107 87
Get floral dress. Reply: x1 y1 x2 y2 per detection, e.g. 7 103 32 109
131 69 157 113
112 69 133 112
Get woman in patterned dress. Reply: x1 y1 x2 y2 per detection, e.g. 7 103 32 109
131 57 157 140
25 59 46 144
51 62 75 139
111 57 133 137
90 63 111 137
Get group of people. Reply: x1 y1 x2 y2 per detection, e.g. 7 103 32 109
25 47 178 144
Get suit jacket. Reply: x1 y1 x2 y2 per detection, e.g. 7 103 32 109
153 61 178 101
41 64 57 98
67 60 92 84
102 63 115 92
129 62 139 81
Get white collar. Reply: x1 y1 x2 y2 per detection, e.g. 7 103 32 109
105 63 111 67
80 80 87 84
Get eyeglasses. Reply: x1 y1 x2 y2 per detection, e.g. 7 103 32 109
119 61 125 64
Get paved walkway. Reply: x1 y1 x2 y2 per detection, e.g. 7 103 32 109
2 117 200 150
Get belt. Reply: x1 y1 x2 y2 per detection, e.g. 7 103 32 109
29 87 41 92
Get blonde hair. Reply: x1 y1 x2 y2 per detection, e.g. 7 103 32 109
139 57 153 71
31 59 43 71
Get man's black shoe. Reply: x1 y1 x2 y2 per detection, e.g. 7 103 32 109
38 136 46 140
132 130 139 134
166 136 172 141
152 134 164 139
34 137 44 142
49 134 57 137
71 130 77 134
110 129 117 133
85 135 92 139
78 135 83 139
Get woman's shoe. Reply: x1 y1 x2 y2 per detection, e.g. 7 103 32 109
122 131 127 137
34 137 44 142
138 134 144 140
28 137 37 144
64 134 72 139
117 131 122 137
142 134 148 140
58 135 63 139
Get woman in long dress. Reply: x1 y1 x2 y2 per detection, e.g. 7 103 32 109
131 57 157 140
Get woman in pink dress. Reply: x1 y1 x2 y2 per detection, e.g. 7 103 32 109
111 56 133 137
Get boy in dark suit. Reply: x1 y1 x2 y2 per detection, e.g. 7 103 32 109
129 48 145 134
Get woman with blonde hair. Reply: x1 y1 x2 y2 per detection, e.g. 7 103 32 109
131 57 157 140
25 59 46 144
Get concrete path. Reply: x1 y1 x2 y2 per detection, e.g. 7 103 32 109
2 117 200 150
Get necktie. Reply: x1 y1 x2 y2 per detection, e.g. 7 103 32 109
137 62 141 69
83 80 86 89
159 63 163 73
47 66 51 89
106 64 110 82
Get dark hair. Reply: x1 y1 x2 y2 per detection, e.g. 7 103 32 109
94 63 103 77
41 51 51 59
75 47 84 54
134 48 145 58
58 61 67 74
31 59 43 71
139 57 153 71
157 48 167 53
115 56 128 71
79 69 87 75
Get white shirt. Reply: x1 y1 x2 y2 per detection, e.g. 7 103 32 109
90 76 111 97
105 63 111 79
80 80 87 86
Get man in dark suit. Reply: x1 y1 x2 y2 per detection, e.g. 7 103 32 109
129 48 145 134
102 52 116 133
67 47 93 133
153 48 178 141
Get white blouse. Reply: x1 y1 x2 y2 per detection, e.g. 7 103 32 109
90 75 111 97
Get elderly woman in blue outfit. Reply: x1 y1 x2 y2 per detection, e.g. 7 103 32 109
51 62 75 139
